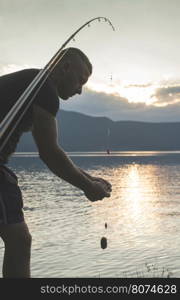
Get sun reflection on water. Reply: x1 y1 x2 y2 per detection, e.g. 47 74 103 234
90 163 166 248
123 164 144 219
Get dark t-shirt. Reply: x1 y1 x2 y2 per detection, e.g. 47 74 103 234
0 68 59 164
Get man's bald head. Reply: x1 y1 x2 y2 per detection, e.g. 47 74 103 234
59 47 92 75
50 47 92 100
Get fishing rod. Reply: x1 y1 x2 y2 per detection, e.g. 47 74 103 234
0 17 115 153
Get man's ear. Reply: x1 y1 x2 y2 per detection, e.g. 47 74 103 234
62 60 70 73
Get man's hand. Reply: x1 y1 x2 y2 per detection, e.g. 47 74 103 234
84 181 111 202
79 168 112 194
91 177 112 193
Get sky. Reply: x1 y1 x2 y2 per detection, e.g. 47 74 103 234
0 0 180 122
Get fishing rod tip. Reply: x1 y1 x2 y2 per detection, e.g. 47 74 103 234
107 19 115 31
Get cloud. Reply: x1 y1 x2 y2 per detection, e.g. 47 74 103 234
152 85 180 106
125 83 152 88
60 87 180 122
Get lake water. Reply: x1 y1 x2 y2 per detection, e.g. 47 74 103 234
0 151 180 278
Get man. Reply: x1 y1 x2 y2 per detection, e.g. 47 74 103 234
0 47 112 278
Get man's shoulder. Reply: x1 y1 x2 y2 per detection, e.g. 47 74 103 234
0 67 39 78
13 68 40 80
0 68 40 86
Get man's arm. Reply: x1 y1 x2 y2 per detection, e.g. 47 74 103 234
32 105 110 201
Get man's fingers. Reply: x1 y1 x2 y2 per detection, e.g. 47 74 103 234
95 178 112 191
103 183 112 192
105 192 110 197
106 182 112 189
102 180 112 190
108 186 112 192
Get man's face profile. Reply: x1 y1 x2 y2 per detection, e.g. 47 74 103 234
57 56 91 100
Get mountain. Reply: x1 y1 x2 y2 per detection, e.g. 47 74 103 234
16 110 180 152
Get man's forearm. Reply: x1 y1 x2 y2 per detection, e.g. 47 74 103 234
79 168 93 180
40 147 92 191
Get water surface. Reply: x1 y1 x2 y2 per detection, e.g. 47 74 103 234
0 151 180 278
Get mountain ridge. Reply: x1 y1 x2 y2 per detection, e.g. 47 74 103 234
16 110 180 152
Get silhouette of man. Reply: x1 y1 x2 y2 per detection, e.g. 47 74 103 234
0 48 112 277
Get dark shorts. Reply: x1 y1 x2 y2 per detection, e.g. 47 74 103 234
0 165 24 224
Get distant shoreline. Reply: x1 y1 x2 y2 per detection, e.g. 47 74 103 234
12 151 180 158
